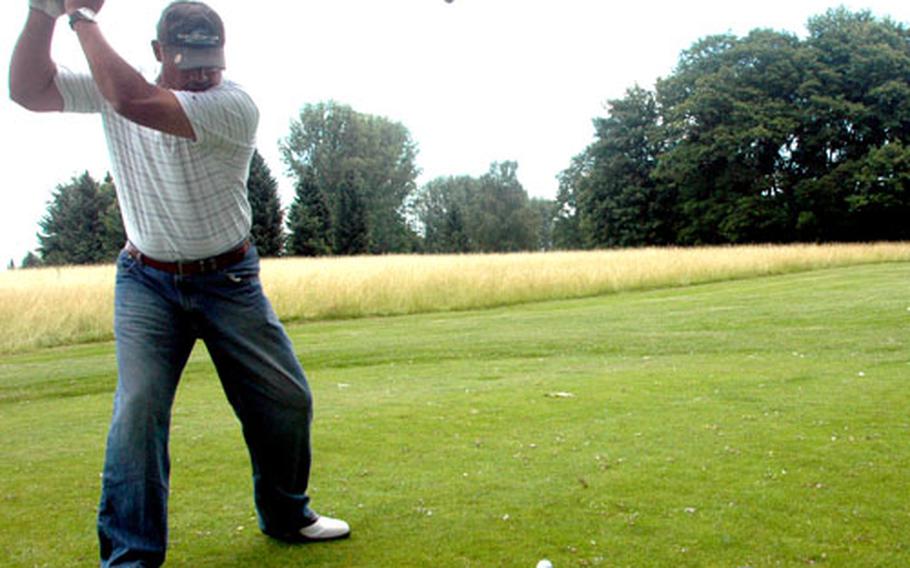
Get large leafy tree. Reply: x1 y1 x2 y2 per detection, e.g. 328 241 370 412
281 101 420 255
412 162 540 253
471 162 537 252
792 8 910 241
246 150 285 256
799 141 910 241
655 29 805 244
38 172 125 265
552 153 587 250
411 175 476 253
575 85 668 247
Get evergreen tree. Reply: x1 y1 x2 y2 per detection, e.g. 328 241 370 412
286 175 332 256
441 204 471 253
334 178 370 255
21 251 42 269
38 172 124 265
246 150 285 256
98 174 126 259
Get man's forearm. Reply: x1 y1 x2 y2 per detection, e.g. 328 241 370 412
9 8 62 111
72 20 158 113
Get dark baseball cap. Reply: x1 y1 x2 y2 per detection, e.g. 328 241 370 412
157 1 226 70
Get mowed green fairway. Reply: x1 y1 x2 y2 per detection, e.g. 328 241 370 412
1 263 908 567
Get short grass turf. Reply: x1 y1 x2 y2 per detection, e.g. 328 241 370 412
1 262 908 567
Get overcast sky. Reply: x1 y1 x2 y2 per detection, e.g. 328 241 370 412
2 0 908 267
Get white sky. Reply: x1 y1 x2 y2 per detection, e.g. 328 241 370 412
2 0 908 267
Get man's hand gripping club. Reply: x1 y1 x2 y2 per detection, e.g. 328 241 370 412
29 0 65 19
29 0 105 20
64 0 105 16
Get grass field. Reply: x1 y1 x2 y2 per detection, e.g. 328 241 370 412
1 260 907 566
1 242 909 354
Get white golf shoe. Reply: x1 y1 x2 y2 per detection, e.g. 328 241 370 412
298 515 351 542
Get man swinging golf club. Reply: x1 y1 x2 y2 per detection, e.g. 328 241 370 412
10 1 350 565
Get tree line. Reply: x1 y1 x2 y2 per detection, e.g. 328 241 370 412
554 8 910 248
18 8 909 267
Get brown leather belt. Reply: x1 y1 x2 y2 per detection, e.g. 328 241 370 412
125 240 251 276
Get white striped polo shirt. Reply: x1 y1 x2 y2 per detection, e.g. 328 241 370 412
54 67 259 261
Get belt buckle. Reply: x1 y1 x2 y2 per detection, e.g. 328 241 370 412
176 257 218 276
174 245 242 276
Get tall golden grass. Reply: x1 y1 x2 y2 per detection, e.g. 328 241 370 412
1 243 908 354
0 263 115 353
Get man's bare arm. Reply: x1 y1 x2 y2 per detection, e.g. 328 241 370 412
9 8 64 112
69 7 195 139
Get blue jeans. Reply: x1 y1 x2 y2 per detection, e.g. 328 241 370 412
98 246 316 567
